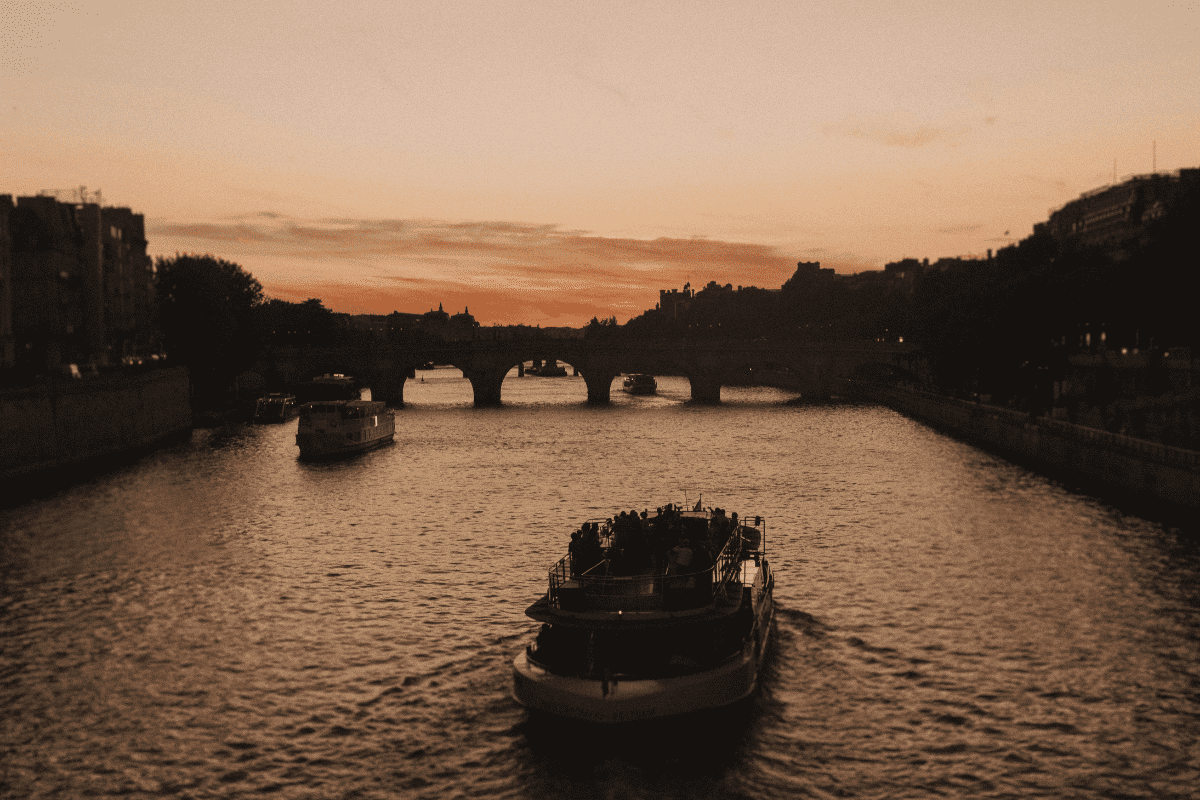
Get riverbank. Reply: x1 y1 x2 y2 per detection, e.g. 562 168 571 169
853 380 1200 513
0 366 193 486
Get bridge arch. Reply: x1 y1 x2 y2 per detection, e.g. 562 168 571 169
446 346 616 407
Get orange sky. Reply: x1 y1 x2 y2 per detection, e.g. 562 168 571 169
5 1 1198 326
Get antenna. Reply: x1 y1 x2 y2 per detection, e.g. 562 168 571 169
1153 140 1156 174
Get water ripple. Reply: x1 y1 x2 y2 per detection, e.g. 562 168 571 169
2 388 1199 798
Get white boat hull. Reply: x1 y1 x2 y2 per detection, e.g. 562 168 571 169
512 651 751 724
295 429 394 459
513 595 774 724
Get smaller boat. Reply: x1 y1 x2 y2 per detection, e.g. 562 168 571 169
252 393 299 424
528 360 569 377
622 374 657 395
295 399 395 459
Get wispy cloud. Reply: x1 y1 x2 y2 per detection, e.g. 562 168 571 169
825 114 970 148
148 214 804 326
935 223 985 236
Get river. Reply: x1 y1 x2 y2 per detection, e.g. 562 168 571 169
2 369 1198 799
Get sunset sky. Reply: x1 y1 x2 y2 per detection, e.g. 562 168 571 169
4 1 1198 326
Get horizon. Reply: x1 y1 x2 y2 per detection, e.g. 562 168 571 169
6 0 1198 327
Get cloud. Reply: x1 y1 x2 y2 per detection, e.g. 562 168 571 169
935 223 985 236
147 214 804 326
825 114 970 148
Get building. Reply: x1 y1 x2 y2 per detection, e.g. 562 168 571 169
1035 168 1200 250
0 198 13 369
790 260 836 281
1 194 156 375
658 284 694 319
449 306 478 328
342 313 390 336
100 205 156 362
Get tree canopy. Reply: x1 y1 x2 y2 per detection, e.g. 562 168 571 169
155 254 264 404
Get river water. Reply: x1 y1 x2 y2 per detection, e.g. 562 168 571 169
2 369 1199 799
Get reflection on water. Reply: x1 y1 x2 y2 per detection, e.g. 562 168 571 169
2 371 1198 799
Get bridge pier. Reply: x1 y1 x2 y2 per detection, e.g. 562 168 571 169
460 364 510 407
687 373 723 404
581 369 619 405
370 367 415 407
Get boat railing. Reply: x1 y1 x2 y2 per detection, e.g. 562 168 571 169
547 514 766 612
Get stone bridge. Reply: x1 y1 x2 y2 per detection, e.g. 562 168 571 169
259 337 917 407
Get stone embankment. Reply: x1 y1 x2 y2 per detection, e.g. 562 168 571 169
1 366 193 483
855 381 1200 511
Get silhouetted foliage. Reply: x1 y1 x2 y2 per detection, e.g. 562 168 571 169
155 254 264 406
256 297 335 345
584 315 620 339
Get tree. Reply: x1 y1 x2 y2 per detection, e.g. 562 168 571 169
256 297 335 344
155 254 264 406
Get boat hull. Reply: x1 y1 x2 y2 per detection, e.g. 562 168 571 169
295 430 395 459
513 644 758 724
513 569 774 724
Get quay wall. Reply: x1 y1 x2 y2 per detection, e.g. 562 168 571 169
857 382 1200 510
1 367 193 482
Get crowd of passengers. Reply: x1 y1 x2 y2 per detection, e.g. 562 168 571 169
567 504 750 578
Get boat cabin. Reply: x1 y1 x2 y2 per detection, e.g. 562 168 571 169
253 393 298 422
535 507 766 619
298 399 386 420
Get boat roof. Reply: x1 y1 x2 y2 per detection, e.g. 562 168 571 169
300 399 386 409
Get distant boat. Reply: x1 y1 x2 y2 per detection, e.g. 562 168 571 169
621 374 657 395
252 393 298 424
295 398 395 459
529 361 569 377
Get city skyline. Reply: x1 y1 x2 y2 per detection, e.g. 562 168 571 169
5 0 1198 326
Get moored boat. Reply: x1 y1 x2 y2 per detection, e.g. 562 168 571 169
295 398 395 459
298 373 364 403
528 360 569 377
621 374 657 395
252 393 299 423
512 503 774 723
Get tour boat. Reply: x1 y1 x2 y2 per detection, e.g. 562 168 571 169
252 393 298 423
621 374 658 395
512 504 774 723
295 398 395 459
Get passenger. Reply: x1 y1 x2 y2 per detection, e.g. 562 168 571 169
693 541 714 598
571 530 595 576
667 539 693 575
573 524 602 574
